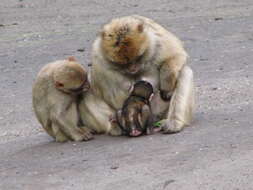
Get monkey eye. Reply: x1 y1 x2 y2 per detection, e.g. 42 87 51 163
108 34 113 37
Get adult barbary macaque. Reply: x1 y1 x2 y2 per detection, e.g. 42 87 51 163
113 80 155 137
91 15 194 133
32 57 92 142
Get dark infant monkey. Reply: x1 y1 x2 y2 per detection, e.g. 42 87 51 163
114 80 161 137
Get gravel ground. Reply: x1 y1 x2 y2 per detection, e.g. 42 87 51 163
0 0 253 189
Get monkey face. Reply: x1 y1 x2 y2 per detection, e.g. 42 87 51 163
101 18 148 75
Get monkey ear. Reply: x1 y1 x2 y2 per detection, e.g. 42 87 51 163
137 23 144 33
55 81 64 88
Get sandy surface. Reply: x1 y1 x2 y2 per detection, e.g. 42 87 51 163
1 0 253 189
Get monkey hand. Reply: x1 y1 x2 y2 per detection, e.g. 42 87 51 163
78 127 94 141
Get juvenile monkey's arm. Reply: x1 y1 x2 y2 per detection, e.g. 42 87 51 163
52 102 93 141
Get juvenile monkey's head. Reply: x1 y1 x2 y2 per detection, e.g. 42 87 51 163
53 57 90 94
131 80 154 100
101 17 149 75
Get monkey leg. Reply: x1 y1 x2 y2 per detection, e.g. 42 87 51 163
137 105 152 134
52 123 69 142
140 105 161 135
41 119 55 138
138 105 150 127
160 55 186 101
108 110 124 136
162 65 194 133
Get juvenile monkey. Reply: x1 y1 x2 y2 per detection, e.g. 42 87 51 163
113 81 156 137
32 57 92 142
91 15 194 134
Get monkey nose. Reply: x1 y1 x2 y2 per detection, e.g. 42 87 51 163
128 64 140 74
129 129 142 137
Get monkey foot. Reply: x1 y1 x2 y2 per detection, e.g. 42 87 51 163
160 119 183 134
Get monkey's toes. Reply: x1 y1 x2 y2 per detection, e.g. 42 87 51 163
162 124 182 134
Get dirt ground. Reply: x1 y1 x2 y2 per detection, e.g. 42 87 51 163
1 0 253 189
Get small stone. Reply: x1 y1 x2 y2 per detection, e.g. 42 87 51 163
110 166 119 170
214 17 223 21
163 179 176 188
77 48 85 52
212 87 218 91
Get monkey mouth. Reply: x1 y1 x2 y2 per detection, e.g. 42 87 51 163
126 63 142 75
129 129 143 137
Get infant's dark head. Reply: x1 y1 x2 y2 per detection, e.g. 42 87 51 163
131 80 153 100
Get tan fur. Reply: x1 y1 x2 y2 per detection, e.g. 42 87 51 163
90 15 194 133
32 57 92 142
78 91 122 136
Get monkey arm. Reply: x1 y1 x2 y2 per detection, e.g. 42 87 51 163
159 54 186 101
52 103 93 141
162 65 194 133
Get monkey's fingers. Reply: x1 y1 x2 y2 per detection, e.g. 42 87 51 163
82 132 94 141
79 127 94 141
